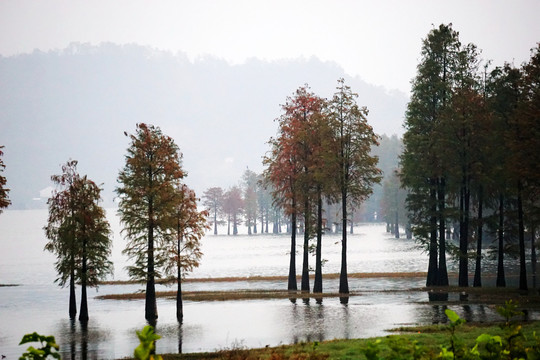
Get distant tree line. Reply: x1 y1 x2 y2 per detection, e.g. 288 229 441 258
401 24 540 290
0 145 10 213
203 134 403 238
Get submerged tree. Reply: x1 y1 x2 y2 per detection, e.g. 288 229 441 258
116 123 185 322
163 184 208 322
44 160 113 321
0 146 10 213
264 85 328 292
401 24 462 287
327 78 382 294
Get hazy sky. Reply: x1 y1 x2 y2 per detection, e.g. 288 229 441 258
1 0 539 93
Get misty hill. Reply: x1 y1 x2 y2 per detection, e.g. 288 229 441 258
0 42 408 209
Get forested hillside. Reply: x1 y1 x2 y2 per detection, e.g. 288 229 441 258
0 43 407 209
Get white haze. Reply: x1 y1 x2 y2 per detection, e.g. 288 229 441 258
0 43 408 209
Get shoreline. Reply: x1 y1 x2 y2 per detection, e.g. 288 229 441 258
97 271 429 286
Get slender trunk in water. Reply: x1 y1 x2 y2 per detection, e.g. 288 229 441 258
426 179 438 287
69 265 77 319
146 194 158 322
288 205 298 291
518 180 527 291
301 199 310 292
314 189 323 293
437 178 448 286
473 185 483 287
339 190 349 294
497 194 506 287
79 225 89 322
458 175 470 287
532 224 537 289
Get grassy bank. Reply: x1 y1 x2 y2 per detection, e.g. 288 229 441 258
99 272 429 286
98 289 347 301
147 321 540 359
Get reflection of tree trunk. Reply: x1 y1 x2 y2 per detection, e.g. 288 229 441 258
314 189 323 293
69 319 76 359
474 185 483 287
496 194 506 287
518 180 527 291
81 320 88 360
177 323 183 354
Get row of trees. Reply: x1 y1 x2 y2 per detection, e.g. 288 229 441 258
0 146 10 213
263 79 382 295
43 123 208 323
401 24 540 290
203 134 404 238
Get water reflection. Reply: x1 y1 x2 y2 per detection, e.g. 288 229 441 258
57 319 105 360
427 291 449 302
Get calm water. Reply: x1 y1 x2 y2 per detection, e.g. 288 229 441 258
0 209 535 359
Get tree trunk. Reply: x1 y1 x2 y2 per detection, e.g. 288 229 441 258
339 192 349 294
314 190 323 293
496 194 506 287
394 210 400 239
69 266 77 319
426 180 438 287
458 175 469 287
288 209 298 291
177 227 183 322
518 180 528 291
177 263 183 322
473 185 483 287
301 199 310 292
437 177 448 286
532 224 537 290
233 214 238 235
146 199 158 322
213 207 218 235
79 229 89 322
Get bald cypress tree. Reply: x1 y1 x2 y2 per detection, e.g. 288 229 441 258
401 24 462 287
117 123 185 322
45 160 113 321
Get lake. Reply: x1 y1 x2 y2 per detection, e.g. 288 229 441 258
0 209 535 359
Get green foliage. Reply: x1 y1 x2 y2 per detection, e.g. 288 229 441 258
44 160 113 288
19 332 60 360
496 300 524 324
134 326 163 360
117 123 186 282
